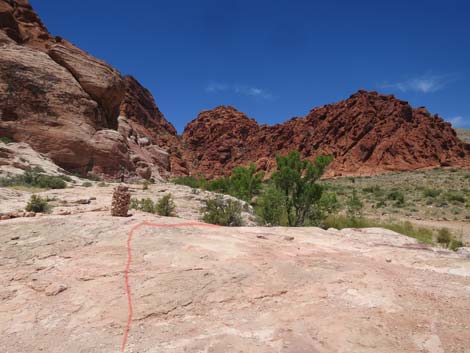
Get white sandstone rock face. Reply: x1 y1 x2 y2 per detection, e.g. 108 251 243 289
0 209 469 353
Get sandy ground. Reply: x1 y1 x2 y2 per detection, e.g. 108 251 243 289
1 212 469 353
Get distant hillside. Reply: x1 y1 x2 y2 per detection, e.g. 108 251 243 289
182 91 470 178
456 129 470 143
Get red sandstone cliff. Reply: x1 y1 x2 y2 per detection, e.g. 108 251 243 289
0 0 186 179
182 91 469 178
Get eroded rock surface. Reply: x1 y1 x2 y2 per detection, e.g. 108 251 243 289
0 214 469 353
0 0 185 179
182 92 470 178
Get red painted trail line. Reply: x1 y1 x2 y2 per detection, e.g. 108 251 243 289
121 221 220 352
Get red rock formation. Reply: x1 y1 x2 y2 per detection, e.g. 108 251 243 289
1 1 468 180
182 91 470 178
0 0 186 179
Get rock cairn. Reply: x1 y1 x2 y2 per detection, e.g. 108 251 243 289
111 185 131 217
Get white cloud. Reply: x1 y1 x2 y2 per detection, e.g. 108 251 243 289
205 82 229 93
382 74 456 94
449 116 464 127
205 82 274 100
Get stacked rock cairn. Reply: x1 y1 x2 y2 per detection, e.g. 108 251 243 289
111 185 131 217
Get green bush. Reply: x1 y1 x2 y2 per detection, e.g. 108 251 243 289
387 190 405 206
346 190 363 219
255 185 287 226
437 228 452 246
0 136 12 144
25 195 50 213
172 176 207 189
449 239 464 251
444 192 465 204
130 198 156 213
97 181 107 187
423 188 441 198
0 168 66 189
142 180 150 190
86 173 102 181
156 194 176 217
202 196 243 226
82 182 93 187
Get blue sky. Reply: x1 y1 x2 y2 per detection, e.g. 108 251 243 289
31 0 470 132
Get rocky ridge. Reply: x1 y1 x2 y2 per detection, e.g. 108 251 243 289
182 91 470 178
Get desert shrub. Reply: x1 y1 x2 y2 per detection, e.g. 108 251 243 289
142 180 150 190
269 151 333 226
202 196 243 226
437 228 452 246
35 175 66 189
156 194 176 216
346 190 363 219
375 200 386 208
25 195 50 213
387 190 405 207
0 136 13 144
449 239 464 251
255 185 287 226
172 176 207 189
82 182 93 187
97 181 107 187
86 173 102 181
423 188 441 198
444 191 465 204
207 177 230 194
0 168 66 189
130 198 156 213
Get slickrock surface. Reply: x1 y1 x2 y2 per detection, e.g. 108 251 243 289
0 182 256 225
182 93 470 178
0 213 469 353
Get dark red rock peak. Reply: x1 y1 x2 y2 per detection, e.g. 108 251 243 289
182 90 469 178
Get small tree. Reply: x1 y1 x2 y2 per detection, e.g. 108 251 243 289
202 196 243 226
156 194 176 217
271 151 333 226
255 184 287 226
227 164 264 202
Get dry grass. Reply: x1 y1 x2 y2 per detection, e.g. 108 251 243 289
323 168 470 224
456 128 470 143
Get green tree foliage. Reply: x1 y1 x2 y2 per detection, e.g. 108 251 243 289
266 151 333 226
226 164 263 202
255 184 287 226
202 196 243 226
